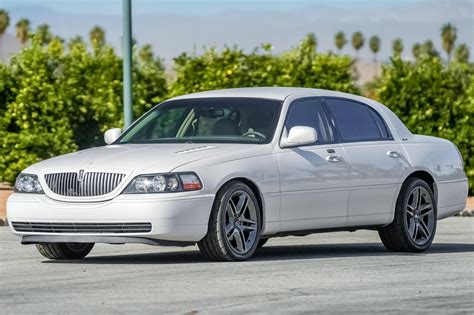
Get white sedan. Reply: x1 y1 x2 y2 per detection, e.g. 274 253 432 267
7 87 468 261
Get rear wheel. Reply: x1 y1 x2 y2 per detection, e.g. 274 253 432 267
198 181 261 261
36 243 94 260
379 177 436 252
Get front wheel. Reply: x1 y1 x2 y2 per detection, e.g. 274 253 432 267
379 178 437 252
198 181 261 261
36 243 94 260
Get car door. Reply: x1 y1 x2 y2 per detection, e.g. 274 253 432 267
275 97 350 232
324 97 409 226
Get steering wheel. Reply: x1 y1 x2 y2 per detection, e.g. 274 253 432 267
242 130 266 140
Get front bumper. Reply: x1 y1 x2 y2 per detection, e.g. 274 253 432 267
7 192 215 244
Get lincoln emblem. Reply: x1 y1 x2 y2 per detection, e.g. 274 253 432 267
78 170 85 182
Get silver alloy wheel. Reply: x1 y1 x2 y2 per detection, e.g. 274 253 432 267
405 186 435 246
224 190 258 255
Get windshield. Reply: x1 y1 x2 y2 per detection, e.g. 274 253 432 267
118 97 282 144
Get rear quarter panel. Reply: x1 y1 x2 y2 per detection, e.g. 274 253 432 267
402 136 468 219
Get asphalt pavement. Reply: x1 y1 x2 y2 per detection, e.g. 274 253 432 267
0 217 473 314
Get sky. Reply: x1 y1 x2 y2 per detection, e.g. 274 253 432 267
1 0 473 63
3 0 425 15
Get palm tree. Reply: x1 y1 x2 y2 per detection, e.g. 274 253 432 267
441 23 457 62
15 18 30 45
369 35 380 76
89 26 105 49
369 36 380 61
392 38 404 57
334 31 347 54
68 35 85 50
301 32 317 54
351 32 364 59
454 44 469 63
139 44 153 63
421 40 439 57
36 23 52 46
0 9 10 61
412 43 421 60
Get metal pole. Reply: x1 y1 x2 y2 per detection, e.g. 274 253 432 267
122 0 133 128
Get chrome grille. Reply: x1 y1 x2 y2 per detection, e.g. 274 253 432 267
12 222 152 234
44 172 126 197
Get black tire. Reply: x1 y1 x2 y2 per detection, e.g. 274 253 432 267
36 243 94 260
378 177 437 252
198 181 262 261
257 238 268 249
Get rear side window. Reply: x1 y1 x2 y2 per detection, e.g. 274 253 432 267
285 98 334 144
325 98 391 142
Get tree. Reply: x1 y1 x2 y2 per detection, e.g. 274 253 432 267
0 9 10 60
420 40 439 58
441 23 457 62
351 32 364 58
68 35 84 50
139 44 154 63
15 18 30 45
36 24 52 46
301 33 317 56
392 38 404 57
454 44 469 63
369 35 380 76
412 43 422 60
334 31 347 53
89 26 105 50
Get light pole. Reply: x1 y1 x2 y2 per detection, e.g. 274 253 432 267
122 0 133 128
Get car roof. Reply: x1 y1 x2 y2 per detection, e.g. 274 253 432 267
168 87 358 101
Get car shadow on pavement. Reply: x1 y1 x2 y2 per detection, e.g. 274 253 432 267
42 242 474 265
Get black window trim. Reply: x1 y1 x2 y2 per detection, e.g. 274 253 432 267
322 96 394 144
279 96 339 149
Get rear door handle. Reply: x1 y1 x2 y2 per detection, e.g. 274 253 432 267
387 150 401 158
326 155 343 163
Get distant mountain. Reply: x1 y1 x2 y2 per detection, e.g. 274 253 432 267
1 0 473 64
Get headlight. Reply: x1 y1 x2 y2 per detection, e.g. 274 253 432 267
123 173 202 194
14 174 44 194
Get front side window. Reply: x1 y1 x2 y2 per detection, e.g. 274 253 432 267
325 98 392 142
118 97 282 144
285 98 334 144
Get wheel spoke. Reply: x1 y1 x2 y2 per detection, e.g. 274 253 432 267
242 224 257 231
233 228 246 253
241 217 256 225
410 188 420 211
411 222 419 240
225 222 234 235
418 220 431 239
235 193 248 216
226 203 236 218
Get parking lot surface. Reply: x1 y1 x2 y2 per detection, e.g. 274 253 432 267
0 217 473 313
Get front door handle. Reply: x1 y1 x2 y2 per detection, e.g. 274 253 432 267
326 155 343 163
387 150 401 158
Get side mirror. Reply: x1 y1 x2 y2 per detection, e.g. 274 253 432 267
104 128 122 145
281 126 318 148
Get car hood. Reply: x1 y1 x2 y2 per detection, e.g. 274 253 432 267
24 143 253 176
